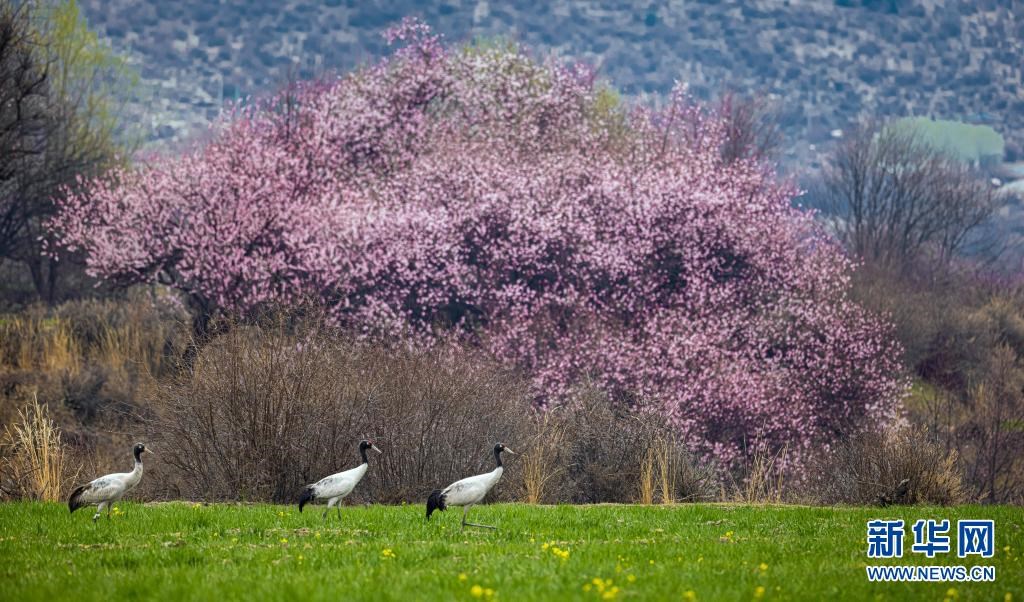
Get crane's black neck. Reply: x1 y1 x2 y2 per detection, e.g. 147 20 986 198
493 447 503 468
133 447 144 464
360 445 369 465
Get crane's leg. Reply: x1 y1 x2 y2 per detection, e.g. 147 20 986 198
336 497 343 521
324 497 339 522
93 502 106 522
462 505 495 530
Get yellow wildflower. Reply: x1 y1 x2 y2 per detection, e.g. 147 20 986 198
458 573 468 582
627 575 636 583
759 562 768 572
683 591 697 601
754 586 765 599
381 548 395 559
470 585 484 598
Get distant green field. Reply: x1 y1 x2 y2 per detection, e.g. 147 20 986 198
890 117 1005 164
0 502 1020 601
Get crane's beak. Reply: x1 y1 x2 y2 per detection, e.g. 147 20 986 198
371 444 383 454
504 448 515 455
145 447 155 455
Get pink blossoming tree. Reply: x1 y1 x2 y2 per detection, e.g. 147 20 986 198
50 20 905 470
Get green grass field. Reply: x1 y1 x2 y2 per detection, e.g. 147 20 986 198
0 502 1020 601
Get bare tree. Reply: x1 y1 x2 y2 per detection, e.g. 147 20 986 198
716 91 784 165
0 0 135 304
816 123 996 269
0 2 50 263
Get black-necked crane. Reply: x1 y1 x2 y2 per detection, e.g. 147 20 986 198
298 439 382 520
69 442 151 521
426 443 514 530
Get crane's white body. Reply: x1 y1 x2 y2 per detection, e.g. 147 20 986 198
300 441 380 520
308 462 368 511
440 466 503 507
69 459 144 521
427 444 513 529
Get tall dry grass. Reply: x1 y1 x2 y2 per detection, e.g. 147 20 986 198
516 389 719 505
653 436 679 503
732 442 789 504
0 297 181 384
638 445 657 504
0 316 81 376
0 393 80 500
638 436 691 504
522 414 566 504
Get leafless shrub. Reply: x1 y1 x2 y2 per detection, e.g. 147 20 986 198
150 313 533 503
527 388 718 504
812 428 968 506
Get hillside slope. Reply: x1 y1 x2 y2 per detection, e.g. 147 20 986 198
82 0 1022 165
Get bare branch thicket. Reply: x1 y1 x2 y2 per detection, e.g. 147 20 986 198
959 345 1024 504
811 428 968 506
526 388 719 505
150 313 535 503
816 124 997 270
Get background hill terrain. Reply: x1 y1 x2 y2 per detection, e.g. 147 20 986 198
80 0 1023 168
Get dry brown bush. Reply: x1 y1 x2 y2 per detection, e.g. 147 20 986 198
148 316 723 505
812 428 968 506
150 315 533 503
521 388 718 504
